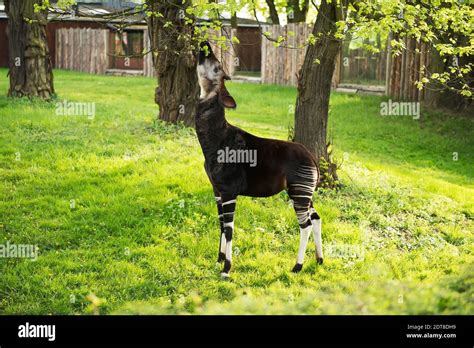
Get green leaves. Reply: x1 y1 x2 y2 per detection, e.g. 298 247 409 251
342 0 474 98
33 0 51 13
231 36 240 44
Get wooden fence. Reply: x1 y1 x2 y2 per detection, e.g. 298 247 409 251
385 35 430 101
55 28 109 74
261 23 312 86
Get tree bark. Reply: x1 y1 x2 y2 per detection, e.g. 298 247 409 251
294 0 346 184
146 0 199 127
5 0 54 99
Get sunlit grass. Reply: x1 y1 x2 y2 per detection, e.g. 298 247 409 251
0 69 472 314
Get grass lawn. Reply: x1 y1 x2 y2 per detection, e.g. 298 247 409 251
0 69 473 315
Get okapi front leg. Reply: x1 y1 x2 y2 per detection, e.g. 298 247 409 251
214 196 226 263
220 195 236 277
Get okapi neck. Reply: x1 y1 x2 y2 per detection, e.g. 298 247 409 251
195 96 230 160
196 96 229 135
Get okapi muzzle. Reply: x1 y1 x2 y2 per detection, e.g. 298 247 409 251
196 41 323 277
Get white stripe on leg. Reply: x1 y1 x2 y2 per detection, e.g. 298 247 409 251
223 221 234 229
223 221 234 261
225 240 232 262
296 225 312 265
220 233 226 254
221 239 232 278
312 218 323 259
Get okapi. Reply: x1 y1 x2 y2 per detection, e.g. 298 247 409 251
195 42 323 277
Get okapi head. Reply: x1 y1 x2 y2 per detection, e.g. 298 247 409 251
197 41 236 109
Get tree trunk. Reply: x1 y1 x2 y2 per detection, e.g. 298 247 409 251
146 0 199 127
5 0 54 99
294 0 346 185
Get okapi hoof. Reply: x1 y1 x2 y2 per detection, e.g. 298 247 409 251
217 252 226 263
317 257 324 265
292 263 303 273
221 260 231 277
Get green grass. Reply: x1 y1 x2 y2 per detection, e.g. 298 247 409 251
234 71 261 78
0 69 473 315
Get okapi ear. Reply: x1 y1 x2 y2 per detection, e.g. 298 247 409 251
220 94 237 109
219 81 237 109
198 41 214 65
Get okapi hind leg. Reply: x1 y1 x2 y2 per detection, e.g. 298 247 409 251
292 222 312 273
288 165 318 273
289 189 313 273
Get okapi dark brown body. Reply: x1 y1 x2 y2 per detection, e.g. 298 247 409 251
196 96 317 198
196 42 324 277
